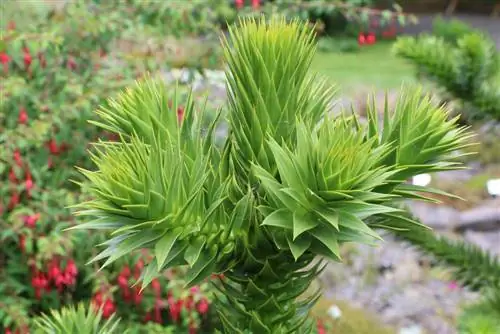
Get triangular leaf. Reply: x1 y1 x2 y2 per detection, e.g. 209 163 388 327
293 212 318 240
261 209 292 229
287 235 312 261
184 237 207 267
155 231 182 270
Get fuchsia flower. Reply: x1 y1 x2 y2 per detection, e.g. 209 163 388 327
18 108 28 124
358 33 366 45
316 319 326 334
197 298 209 314
0 52 10 72
448 280 459 290
23 51 32 69
24 213 40 228
366 32 376 45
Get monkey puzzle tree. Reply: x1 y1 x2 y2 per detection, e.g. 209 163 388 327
72 17 472 333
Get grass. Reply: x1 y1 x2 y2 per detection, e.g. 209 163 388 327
312 297 396 334
311 40 415 94
304 280 396 334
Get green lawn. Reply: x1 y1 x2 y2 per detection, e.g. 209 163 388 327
311 41 415 94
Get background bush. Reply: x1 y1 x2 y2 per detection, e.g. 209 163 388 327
0 1 222 332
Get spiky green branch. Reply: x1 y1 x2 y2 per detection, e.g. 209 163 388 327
73 16 473 333
393 32 500 121
380 213 500 333
392 220 500 291
32 304 121 334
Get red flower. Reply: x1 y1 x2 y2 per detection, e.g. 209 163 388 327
102 299 116 318
24 213 40 228
67 56 77 70
55 274 66 290
23 52 32 69
92 292 104 307
252 0 260 9
0 52 10 65
235 0 244 9
197 298 209 315
63 272 76 286
9 168 17 183
177 106 184 122
14 149 22 166
168 296 181 322
316 319 326 334
133 286 143 305
134 259 144 279
7 21 16 30
65 259 78 277
448 280 459 290
25 172 34 191
358 33 366 46
117 274 128 288
48 139 59 155
143 311 152 323
31 275 42 289
189 321 198 334
1 53 9 72
121 265 131 277
122 286 131 302
151 278 161 295
366 32 376 45
8 192 20 210
154 301 162 323
18 108 28 124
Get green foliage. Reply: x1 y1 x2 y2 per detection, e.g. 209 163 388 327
75 15 472 333
312 298 396 334
238 0 417 36
119 322 176 334
32 304 121 334
388 214 500 333
0 1 221 332
432 16 479 44
459 299 500 334
317 37 360 53
394 222 500 291
393 32 500 121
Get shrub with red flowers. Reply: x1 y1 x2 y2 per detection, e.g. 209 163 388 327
234 0 416 37
0 1 221 332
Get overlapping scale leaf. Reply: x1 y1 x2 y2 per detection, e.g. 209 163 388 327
90 75 209 158
254 116 400 261
214 246 323 334
222 16 336 183
71 79 238 288
72 15 477 334
363 87 474 186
